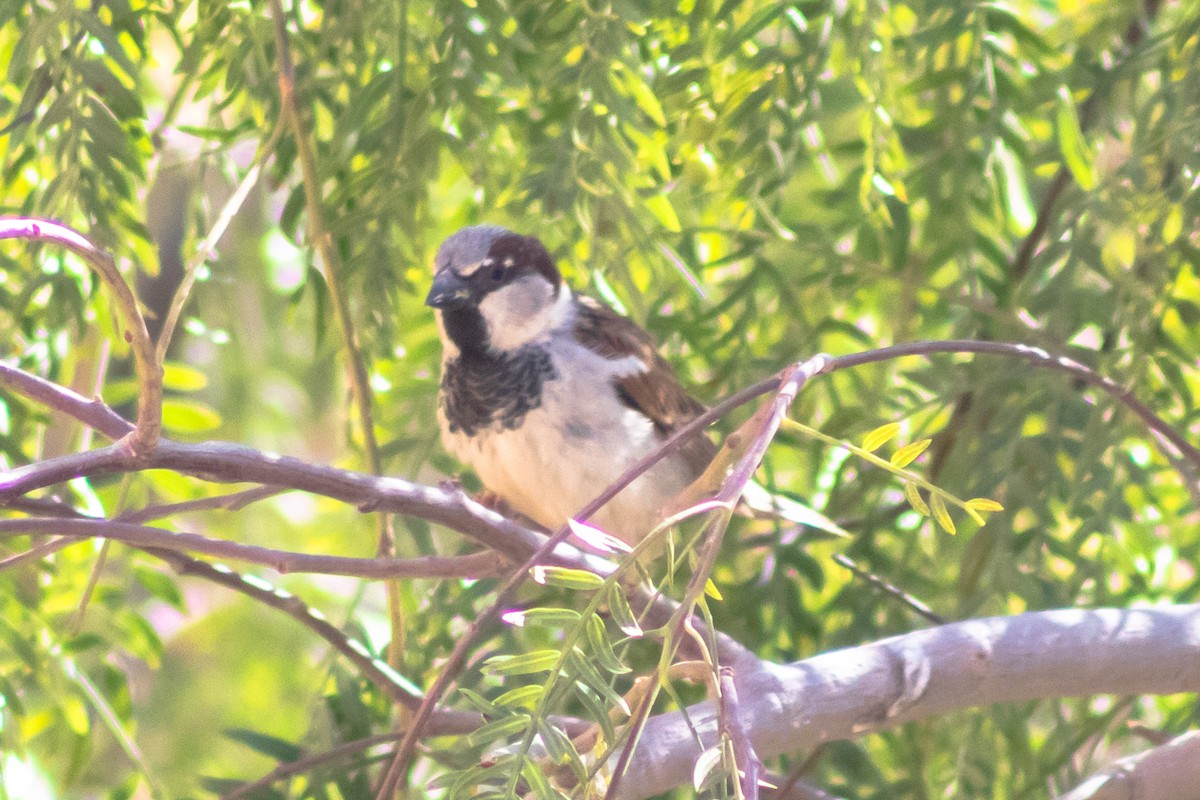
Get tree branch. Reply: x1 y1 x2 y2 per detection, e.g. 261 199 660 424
614 604 1200 799
0 518 510 580
1055 730 1200 800
0 218 161 457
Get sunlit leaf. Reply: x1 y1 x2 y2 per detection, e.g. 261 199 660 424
607 585 644 638
904 482 930 516
161 399 222 433
1056 86 1096 190
930 493 957 535
585 617 631 675
992 138 1035 234
466 714 531 747
890 438 931 468
494 685 544 709
530 566 606 591
483 651 562 676
863 422 901 452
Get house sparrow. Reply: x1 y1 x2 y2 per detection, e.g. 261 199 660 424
425 225 716 546
426 225 845 547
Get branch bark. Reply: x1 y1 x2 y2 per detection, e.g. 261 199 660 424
615 604 1200 800
1056 730 1200 800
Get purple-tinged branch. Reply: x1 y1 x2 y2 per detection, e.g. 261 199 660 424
0 518 509 580
0 218 161 457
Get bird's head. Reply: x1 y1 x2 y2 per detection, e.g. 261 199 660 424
426 225 566 357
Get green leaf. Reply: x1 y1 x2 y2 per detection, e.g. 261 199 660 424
62 693 90 735
224 728 303 762
644 194 682 232
964 497 1004 525
585 617 630 675
606 585 643 637
930 493 957 535
493 685 544 709
571 681 617 741
501 607 581 628
132 565 185 611
890 438 931 468
1056 86 1096 190
161 398 222 433
520 755 558 800
457 688 500 716
613 64 666 127
530 566 605 591
466 714 531 747
903 482 930 516
992 138 1035 234
483 650 561 676
537 720 585 776
863 422 902 452
162 362 210 392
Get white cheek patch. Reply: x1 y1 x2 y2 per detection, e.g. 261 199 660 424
455 258 491 278
479 278 570 351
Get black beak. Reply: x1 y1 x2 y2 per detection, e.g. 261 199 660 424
425 270 473 309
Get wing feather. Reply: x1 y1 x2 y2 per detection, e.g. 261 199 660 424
572 296 716 478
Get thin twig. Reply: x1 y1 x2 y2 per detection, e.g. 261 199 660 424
222 732 403 800
155 117 286 361
719 666 761 800
0 518 511 580
119 485 283 523
831 553 946 626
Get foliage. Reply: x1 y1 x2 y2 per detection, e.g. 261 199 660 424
1 0 1198 798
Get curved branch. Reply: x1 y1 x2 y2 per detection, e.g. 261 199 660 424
0 439 552 563
0 218 161 457
1056 730 1200 800
618 604 1200 800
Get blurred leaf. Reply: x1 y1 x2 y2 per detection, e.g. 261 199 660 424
904 482 930 516
466 714 531 747
930 493 957 535
1056 87 1096 190
483 651 561 677
161 398 222 433
992 138 1035 234
530 566 605 591
224 728 303 762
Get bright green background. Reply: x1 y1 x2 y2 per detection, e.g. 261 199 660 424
1 1 1198 797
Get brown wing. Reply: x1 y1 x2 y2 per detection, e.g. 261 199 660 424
573 295 717 478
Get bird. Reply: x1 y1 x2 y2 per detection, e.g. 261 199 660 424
425 224 719 547
426 225 845 548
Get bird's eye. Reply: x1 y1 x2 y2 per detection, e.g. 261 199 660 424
489 264 505 282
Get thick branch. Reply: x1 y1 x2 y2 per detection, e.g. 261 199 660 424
1056 730 1200 800
616 604 1200 800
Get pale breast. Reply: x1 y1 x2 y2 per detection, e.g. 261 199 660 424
438 339 694 544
